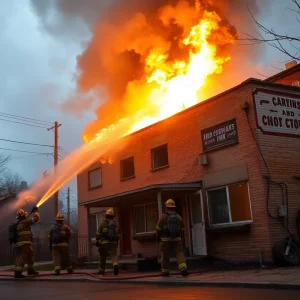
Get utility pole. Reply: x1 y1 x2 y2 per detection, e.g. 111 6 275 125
48 121 61 216
67 187 70 226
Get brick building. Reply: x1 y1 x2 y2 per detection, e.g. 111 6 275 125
77 64 300 264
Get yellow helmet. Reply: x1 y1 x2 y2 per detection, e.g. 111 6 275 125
106 208 114 216
55 213 64 221
16 209 27 219
165 199 176 208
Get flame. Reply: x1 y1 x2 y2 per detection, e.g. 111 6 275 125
14 1 238 210
84 7 236 144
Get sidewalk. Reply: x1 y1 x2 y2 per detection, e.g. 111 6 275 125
1 266 300 289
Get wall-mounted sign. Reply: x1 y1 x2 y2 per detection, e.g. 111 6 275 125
201 119 238 152
254 89 300 138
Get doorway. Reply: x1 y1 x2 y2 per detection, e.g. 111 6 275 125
189 191 207 256
119 208 132 256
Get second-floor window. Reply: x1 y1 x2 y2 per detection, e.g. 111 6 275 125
88 168 102 189
120 157 135 180
151 144 168 170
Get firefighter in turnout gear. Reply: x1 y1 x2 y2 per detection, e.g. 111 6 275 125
48 213 73 275
156 199 188 277
14 207 40 278
96 208 120 276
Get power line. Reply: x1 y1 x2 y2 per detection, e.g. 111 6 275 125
0 138 53 148
0 111 53 125
0 118 49 129
11 153 49 159
0 147 51 155
59 147 69 155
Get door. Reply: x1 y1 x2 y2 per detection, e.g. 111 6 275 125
189 191 207 256
119 208 132 255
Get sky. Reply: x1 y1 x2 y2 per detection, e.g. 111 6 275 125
0 0 299 211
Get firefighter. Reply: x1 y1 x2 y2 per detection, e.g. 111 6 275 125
156 199 188 277
96 208 120 276
14 207 40 278
48 213 73 275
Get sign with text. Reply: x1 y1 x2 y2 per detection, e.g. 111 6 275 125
201 119 238 152
254 89 300 138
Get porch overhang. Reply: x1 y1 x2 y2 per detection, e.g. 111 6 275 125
79 181 202 207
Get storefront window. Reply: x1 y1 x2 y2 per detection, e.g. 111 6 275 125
207 183 252 226
134 202 158 233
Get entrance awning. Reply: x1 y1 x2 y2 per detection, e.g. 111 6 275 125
79 181 202 207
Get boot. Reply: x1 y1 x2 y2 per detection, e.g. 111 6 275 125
181 269 188 277
113 265 119 276
28 269 39 276
97 270 105 276
55 269 60 276
14 271 25 279
67 269 74 274
160 272 170 277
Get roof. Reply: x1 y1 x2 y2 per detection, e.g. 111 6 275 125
265 63 300 83
79 181 202 207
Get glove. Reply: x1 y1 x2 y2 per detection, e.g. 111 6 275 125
32 206 38 213
96 241 100 247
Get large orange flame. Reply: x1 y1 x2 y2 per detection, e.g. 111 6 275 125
16 1 237 209
85 7 236 145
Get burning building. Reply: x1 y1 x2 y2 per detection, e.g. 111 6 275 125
27 0 300 264
77 62 300 264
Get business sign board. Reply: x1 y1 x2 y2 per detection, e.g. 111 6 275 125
201 119 238 152
254 89 300 138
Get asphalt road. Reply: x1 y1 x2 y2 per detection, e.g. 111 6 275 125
1 282 300 300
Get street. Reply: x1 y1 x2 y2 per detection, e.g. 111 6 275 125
0 282 299 300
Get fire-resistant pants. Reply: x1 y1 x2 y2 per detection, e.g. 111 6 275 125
52 246 72 271
160 240 187 274
99 243 118 272
15 244 35 272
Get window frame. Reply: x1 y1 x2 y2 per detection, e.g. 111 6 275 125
120 156 135 180
151 144 169 171
206 182 253 228
134 202 158 234
88 167 102 190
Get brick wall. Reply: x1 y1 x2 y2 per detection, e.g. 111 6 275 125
78 80 300 263
271 69 300 87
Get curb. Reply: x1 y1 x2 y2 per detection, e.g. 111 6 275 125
0 276 300 290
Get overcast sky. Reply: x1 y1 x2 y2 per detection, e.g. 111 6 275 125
0 0 298 208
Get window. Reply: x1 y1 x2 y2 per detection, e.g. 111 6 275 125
151 144 168 170
121 157 135 180
88 168 102 189
134 203 158 234
207 183 252 226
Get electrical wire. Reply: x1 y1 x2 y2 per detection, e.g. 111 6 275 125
244 107 292 236
0 118 49 129
0 147 51 155
0 111 53 125
0 138 53 148
59 146 69 155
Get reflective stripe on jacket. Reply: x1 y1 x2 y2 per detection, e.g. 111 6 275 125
15 212 40 248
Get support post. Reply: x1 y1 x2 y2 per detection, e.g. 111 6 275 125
67 187 70 226
48 121 61 216
86 206 92 262
157 191 162 217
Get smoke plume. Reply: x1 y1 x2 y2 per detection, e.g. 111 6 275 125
31 0 267 141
